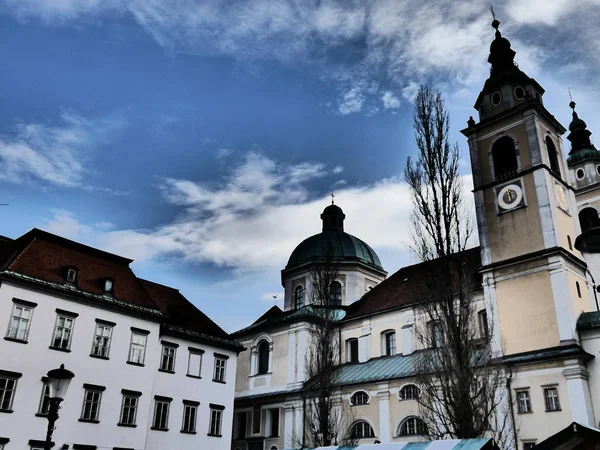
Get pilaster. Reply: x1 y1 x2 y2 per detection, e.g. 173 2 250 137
563 360 595 426
377 388 391 443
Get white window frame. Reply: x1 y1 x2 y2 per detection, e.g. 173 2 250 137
209 405 224 436
153 397 171 430
399 384 420 401
398 416 427 436
213 355 227 382
81 388 103 422
182 401 199 433
51 314 76 350
349 390 370 406
544 387 561 412
0 374 19 412
266 408 280 437
128 330 148 365
160 344 177 372
251 408 262 435
187 348 204 378
6 301 34 342
91 322 113 358
294 285 304 309
382 330 396 356
346 338 359 363
516 390 531 414
119 392 140 425
349 420 375 439
38 382 50 415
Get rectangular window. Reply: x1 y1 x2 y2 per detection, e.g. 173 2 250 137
0 376 18 412
182 402 198 433
234 412 247 440
384 332 396 356
213 356 227 382
267 408 280 437
516 390 531 414
187 349 203 377
209 405 224 436
128 332 148 365
7 303 34 341
119 394 139 426
91 323 113 358
51 315 75 350
429 321 443 348
153 398 171 430
347 339 359 363
523 443 536 450
478 310 489 339
252 408 261 434
160 345 176 372
544 387 561 412
38 382 50 415
81 388 102 421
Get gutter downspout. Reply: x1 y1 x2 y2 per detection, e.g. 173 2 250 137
506 366 518 450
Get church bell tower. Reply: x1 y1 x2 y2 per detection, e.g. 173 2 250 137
461 19 594 356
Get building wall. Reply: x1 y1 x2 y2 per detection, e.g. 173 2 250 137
0 280 237 450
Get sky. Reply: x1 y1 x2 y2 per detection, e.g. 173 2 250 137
1 0 599 332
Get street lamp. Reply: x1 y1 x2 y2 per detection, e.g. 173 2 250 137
44 364 75 450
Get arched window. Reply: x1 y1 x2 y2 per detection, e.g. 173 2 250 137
329 281 342 306
346 338 359 363
398 417 428 436
257 340 270 374
579 208 600 232
492 136 518 181
350 391 369 406
295 286 304 309
546 137 561 176
349 420 375 439
399 384 420 400
382 330 396 356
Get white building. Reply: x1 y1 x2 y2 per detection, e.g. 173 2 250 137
0 228 243 450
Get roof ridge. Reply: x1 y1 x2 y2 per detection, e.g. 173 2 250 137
137 277 180 292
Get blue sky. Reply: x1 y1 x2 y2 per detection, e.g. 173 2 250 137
1 0 599 332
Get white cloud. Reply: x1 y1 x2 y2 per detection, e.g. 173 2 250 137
401 82 421 103
332 165 344 174
216 147 232 159
381 91 400 109
505 0 596 26
338 87 365 115
0 112 125 188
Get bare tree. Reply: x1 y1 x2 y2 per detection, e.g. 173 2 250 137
405 85 513 448
295 248 356 448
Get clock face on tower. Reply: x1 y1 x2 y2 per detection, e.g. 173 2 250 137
554 182 569 213
497 183 524 211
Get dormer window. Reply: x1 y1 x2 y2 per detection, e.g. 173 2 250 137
104 278 114 294
66 268 78 284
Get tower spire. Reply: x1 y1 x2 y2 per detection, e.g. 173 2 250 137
566 96 599 166
487 12 516 74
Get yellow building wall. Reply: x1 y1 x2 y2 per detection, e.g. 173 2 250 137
495 270 560 354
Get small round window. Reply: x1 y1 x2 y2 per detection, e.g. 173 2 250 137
596 165 600 176
576 168 585 180
514 87 525 100
491 92 502 106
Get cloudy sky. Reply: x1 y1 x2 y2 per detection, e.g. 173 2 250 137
1 0 599 332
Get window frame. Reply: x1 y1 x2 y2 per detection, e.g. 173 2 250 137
6 300 35 342
516 390 531 414
349 420 375 439
294 285 304 309
544 387 561 412
382 330 396 356
90 321 114 358
37 381 51 416
213 354 228 383
128 329 149 366
233 411 248 440
209 404 225 437
51 312 77 351
478 310 489 340
119 390 141 426
0 371 21 412
329 281 342 305
181 400 199 433
398 416 428 436
266 408 280 437
152 396 172 430
256 340 270 375
399 384 420 401
80 385 104 422
160 342 178 373
187 348 204 378
349 390 370 406
346 338 359 363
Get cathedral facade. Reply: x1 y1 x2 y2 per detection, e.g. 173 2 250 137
231 19 600 450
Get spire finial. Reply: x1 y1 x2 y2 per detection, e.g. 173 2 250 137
330 192 335 205
490 5 500 31
569 88 576 111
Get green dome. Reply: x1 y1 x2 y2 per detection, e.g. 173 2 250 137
286 230 384 270
567 148 600 166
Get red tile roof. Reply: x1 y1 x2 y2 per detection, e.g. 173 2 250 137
1 228 236 345
343 247 482 321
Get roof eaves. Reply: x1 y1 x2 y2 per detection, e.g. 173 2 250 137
1 270 164 317
162 324 244 352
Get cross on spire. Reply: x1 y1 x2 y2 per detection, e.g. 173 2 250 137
330 192 335 205
490 4 497 21
569 88 576 110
